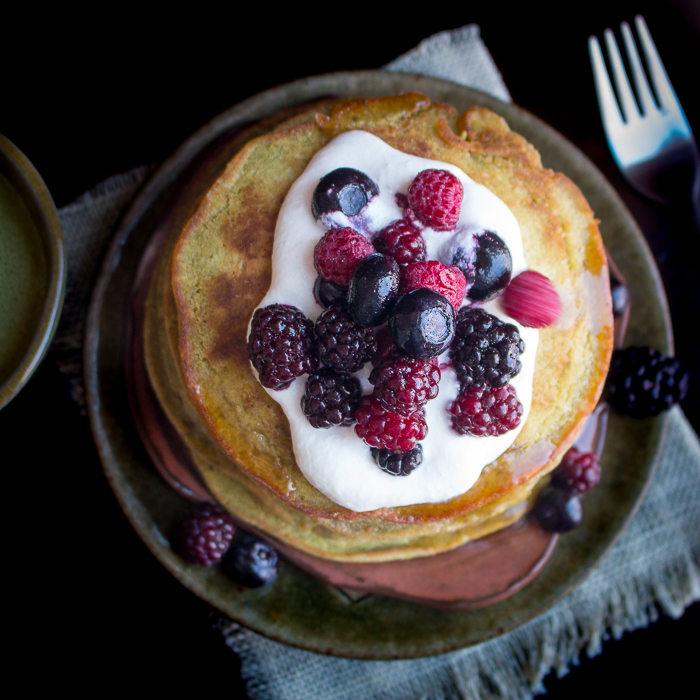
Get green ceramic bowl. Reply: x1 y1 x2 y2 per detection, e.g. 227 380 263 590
0 135 65 409
85 71 672 658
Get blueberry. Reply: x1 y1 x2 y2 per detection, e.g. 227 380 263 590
313 276 347 308
347 254 400 327
311 168 379 219
529 485 583 532
388 288 455 359
445 230 511 302
222 532 279 588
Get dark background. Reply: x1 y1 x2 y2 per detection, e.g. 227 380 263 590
2 1 698 696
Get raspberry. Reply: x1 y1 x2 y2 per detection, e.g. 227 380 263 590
301 369 360 428
448 384 523 436
248 304 317 390
173 503 236 566
551 447 601 494
371 444 423 476
502 270 561 328
369 352 441 415
374 219 426 266
354 395 427 451
314 227 374 285
607 347 689 417
407 169 463 230
400 261 466 310
449 308 524 387
314 303 377 372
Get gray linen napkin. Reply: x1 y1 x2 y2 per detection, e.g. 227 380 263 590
54 25 700 700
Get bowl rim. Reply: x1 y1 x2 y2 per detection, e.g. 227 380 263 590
0 133 66 409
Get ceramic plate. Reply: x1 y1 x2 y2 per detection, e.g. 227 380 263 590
84 71 671 659
0 135 65 409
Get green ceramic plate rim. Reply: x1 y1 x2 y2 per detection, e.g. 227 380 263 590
84 71 672 659
0 134 66 410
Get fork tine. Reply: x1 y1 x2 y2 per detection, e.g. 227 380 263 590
604 28 640 123
634 15 691 132
620 21 656 117
589 36 625 136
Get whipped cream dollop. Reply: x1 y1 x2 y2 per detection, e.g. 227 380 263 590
253 131 538 512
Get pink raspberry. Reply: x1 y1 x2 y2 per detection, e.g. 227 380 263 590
551 447 601 494
374 219 426 267
407 169 463 230
400 261 466 310
314 227 374 285
449 384 523 437
354 395 427 451
502 270 561 328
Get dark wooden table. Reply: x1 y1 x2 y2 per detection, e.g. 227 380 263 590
2 1 697 696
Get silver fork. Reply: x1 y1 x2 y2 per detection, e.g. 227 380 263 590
589 15 700 231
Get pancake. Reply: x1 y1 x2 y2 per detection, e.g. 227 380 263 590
145 93 613 562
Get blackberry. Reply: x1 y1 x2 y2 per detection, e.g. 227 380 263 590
222 532 279 588
248 304 317 390
369 352 440 416
449 383 523 437
371 444 423 476
529 485 583 532
314 303 377 372
354 395 427 452
374 219 426 266
173 503 236 566
301 369 360 428
607 346 689 417
449 308 524 387
551 447 601 494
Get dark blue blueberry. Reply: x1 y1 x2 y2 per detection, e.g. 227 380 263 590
529 485 583 532
347 254 400 327
311 168 379 219
457 231 512 302
388 288 455 359
222 532 279 588
313 276 347 308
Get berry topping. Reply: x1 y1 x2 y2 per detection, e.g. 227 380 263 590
173 503 236 566
450 308 524 387
529 486 583 532
371 444 423 476
314 303 377 372
607 347 689 418
400 260 467 310
374 219 426 267
248 304 317 390
354 395 427 451
389 288 456 359
371 326 399 368
502 270 561 328
347 253 400 327
313 276 347 308
448 383 523 436
467 231 512 301
312 168 379 220
407 169 463 230
551 447 601 494
301 368 360 428
222 532 279 588
314 227 374 286
369 352 441 416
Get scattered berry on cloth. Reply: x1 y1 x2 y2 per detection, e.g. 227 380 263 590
173 503 236 566
551 447 601 494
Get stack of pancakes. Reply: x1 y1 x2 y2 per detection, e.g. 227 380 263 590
144 93 613 562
